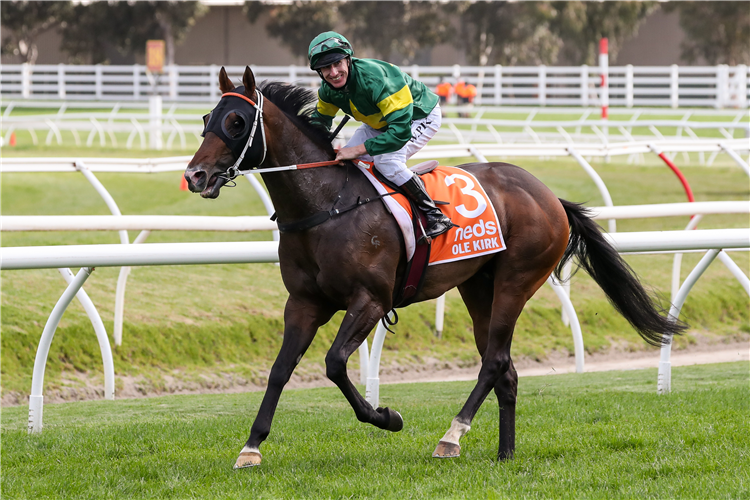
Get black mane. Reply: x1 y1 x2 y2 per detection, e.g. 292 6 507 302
258 81 335 156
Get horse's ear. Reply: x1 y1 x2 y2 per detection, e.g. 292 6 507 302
242 66 256 98
219 67 235 94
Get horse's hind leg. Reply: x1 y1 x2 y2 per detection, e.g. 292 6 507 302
433 266 529 460
495 358 518 460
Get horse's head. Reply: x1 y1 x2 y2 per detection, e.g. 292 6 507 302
185 66 263 198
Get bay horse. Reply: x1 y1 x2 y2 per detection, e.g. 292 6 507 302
185 67 683 469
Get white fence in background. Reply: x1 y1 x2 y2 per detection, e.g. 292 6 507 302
3 101 748 157
2 63 748 108
2 142 748 432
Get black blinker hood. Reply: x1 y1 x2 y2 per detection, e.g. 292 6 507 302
201 86 263 166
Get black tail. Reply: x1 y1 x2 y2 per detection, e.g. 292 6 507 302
554 199 686 346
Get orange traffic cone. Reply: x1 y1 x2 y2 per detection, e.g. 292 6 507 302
180 175 189 191
9 132 16 147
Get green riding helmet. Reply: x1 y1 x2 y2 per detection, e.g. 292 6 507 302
308 31 353 70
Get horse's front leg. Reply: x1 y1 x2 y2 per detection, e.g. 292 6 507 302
235 296 334 469
325 294 403 432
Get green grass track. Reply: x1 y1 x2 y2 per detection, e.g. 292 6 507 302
2 362 748 499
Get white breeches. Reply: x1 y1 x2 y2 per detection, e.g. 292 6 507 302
345 105 441 186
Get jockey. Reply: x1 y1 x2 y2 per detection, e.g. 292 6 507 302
308 31 453 241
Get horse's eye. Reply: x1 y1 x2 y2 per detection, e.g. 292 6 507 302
228 115 246 137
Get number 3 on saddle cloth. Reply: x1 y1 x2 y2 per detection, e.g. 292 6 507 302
357 160 507 308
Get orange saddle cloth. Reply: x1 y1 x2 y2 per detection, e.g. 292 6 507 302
357 162 506 265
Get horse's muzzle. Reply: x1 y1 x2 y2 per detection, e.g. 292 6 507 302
184 167 227 198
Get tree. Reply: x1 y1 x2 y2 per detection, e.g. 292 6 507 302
666 2 750 65
455 1 561 66
245 1 339 64
60 1 207 65
549 1 659 65
1 1 72 64
339 1 454 64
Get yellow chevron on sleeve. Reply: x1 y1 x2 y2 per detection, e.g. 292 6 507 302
377 85 413 117
349 101 387 129
316 99 340 117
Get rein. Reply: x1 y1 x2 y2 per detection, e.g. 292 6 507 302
210 89 392 233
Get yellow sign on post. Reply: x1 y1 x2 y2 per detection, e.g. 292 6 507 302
146 40 165 73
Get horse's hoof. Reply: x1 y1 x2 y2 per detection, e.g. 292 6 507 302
234 451 262 469
377 407 404 432
432 440 461 458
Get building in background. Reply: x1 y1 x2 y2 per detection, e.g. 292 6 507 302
0 2 706 67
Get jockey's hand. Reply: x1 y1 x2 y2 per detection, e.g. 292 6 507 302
335 144 368 164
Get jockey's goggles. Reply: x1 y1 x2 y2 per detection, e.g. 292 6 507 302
310 37 352 69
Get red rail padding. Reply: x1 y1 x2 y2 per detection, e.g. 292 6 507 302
656 152 695 203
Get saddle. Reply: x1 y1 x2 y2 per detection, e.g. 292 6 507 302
371 161 441 308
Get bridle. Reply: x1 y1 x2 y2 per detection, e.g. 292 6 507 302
203 88 344 184
219 89 268 182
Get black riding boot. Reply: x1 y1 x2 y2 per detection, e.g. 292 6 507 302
401 175 453 242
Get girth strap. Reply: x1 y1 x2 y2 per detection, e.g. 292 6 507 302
274 191 396 233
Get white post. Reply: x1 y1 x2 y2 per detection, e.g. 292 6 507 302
149 95 163 150
29 267 94 434
547 277 585 373
736 64 748 109
599 39 609 154
435 294 446 339
365 316 391 408
670 64 679 109
716 65 729 109
358 341 369 386
659 249 720 394
568 148 616 232
560 259 573 326
410 65 419 80
57 64 66 99
133 65 140 100
289 65 297 83
538 65 546 106
625 64 634 108
21 62 31 98
580 64 589 107
209 65 219 101
169 65 178 99
494 65 502 106
95 64 103 100
58 268 115 400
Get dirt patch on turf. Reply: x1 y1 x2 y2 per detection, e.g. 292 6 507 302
3 337 747 407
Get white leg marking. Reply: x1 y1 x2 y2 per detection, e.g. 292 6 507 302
241 445 260 455
440 418 471 446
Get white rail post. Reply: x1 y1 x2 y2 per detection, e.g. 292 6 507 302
29 267 94 434
21 63 31 98
57 64 66 99
547 277 585 373
133 65 141 99
658 249 720 395
365 315 392 408
209 65 219 101
567 148 616 232
494 65 502 106
95 64 103 100
625 64 634 108
599 39 609 158
58 268 115 401
580 64 589 107
358 341 369 386
169 65 178 99
539 65 546 107
435 294 446 338
670 64 679 109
